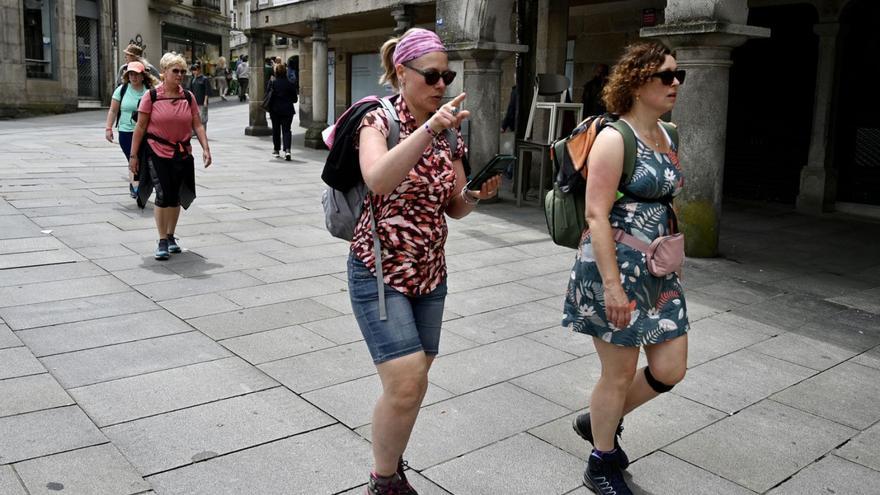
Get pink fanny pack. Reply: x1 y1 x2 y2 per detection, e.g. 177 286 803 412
613 229 684 277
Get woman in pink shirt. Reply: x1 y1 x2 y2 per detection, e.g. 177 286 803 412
129 52 212 260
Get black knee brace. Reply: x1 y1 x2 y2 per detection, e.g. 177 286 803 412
644 366 675 393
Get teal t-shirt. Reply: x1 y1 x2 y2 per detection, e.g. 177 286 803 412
112 84 147 132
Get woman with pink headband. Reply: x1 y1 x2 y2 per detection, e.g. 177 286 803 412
348 28 501 494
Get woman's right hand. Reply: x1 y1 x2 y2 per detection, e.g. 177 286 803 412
427 92 470 133
129 156 139 175
105 129 114 143
604 282 634 330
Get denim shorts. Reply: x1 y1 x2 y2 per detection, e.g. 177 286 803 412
348 254 447 364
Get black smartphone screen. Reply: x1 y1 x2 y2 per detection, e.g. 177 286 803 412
466 154 515 191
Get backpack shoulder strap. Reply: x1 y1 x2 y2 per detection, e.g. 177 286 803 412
377 97 401 149
607 119 637 183
659 121 679 149
115 83 129 128
183 90 193 105
149 88 157 102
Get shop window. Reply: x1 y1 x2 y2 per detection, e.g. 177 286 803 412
24 0 55 79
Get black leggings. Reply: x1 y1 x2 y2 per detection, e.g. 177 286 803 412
271 113 294 152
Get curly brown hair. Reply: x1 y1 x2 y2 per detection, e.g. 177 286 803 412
602 41 672 114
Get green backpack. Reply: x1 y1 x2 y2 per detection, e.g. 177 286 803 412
544 117 679 249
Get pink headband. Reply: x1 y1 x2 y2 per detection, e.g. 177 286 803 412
392 28 446 66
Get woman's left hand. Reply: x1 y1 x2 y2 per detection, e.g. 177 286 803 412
203 149 212 168
471 174 503 200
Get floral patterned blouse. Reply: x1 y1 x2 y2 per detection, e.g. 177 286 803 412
351 97 466 296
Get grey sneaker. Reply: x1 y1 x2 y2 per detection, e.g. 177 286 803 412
573 412 629 469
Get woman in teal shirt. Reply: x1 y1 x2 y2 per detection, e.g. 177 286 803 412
105 61 156 198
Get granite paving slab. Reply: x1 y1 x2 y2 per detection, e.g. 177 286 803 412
0 248 85 270
69 357 278 427
104 387 334 475
13 444 150 495
311 291 355 315
134 271 263 302
0 322 22 349
0 275 128 308
74 243 137 259
0 346 45 379
852 346 880 370
525 326 596 357
673 349 816 414
188 299 341 340
836 421 880 472
244 255 347 283
0 406 106 464
0 261 105 287
40 331 230 388
339 471 452 495
681 317 771 367
0 373 74 418
111 265 182 285
694 278 782 306
0 215 44 239
0 465 27 495
828 287 880 315
729 292 846 333
145 424 372 495
15 309 193 357
510 355 601 411
772 361 880 429
219 325 335 364
299 314 364 345
626 451 756 495
302 373 453 428
444 282 550 317
423 433 583 495
392 383 569 470
157 293 242 319
220 275 346 308
769 272 876 299
748 331 859 371
665 400 856 493
0 291 158 330
258 343 376 393
441 301 561 344
797 309 880 352
444 265 524 293
766 454 880 495
429 336 574 395
162 252 283 278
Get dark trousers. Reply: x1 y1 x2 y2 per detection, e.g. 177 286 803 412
271 113 294 152
238 78 249 101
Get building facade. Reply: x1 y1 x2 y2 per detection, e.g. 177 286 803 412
0 0 231 117
241 0 874 256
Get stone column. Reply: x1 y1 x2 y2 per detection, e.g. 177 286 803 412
245 30 271 136
642 4 769 257
304 20 328 149
796 22 840 214
391 5 414 35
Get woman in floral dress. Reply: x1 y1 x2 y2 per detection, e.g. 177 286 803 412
563 41 689 495
350 28 501 495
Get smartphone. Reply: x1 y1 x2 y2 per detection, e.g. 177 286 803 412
466 154 515 191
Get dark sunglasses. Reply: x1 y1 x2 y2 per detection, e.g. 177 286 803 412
405 64 456 86
170 68 185 75
651 69 686 85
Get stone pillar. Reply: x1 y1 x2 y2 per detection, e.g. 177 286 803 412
796 22 840 214
245 30 271 136
391 5 414 35
642 1 769 257
304 20 328 149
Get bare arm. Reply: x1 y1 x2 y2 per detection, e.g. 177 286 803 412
104 99 120 142
192 107 211 168
584 129 632 329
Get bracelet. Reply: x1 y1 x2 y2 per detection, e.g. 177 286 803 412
460 187 479 205
105 128 112 131
424 122 437 138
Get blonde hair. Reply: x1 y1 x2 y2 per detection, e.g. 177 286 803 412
159 52 187 73
378 28 425 90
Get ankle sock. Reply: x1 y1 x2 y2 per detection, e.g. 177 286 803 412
591 448 618 460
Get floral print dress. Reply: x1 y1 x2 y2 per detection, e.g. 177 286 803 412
563 122 689 346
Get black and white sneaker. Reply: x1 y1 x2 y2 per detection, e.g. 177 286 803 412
573 412 629 469
166 235 181 254
284 150 292 161
584 450 633 495
154 239 170 260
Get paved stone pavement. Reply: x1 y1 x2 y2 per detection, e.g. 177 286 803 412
1 102 879 495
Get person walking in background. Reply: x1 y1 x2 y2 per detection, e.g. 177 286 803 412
582 63 609 116
215 56 229 101
267 63 297 161
349 28 500 495
563 42 687 495
188 63 210 130
236 55 250 102
128 52 212 261
104 61 157 198
116 42 160 85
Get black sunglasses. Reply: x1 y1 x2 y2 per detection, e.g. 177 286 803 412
651 69 685 86
170 68 185 75
405 64 456 86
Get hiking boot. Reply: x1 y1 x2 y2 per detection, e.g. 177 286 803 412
396 457 417 494
166 235 181 254
284 150 292 161
365 471 418 495
154 239 170 260
573 413 629 469
584 450 633 495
